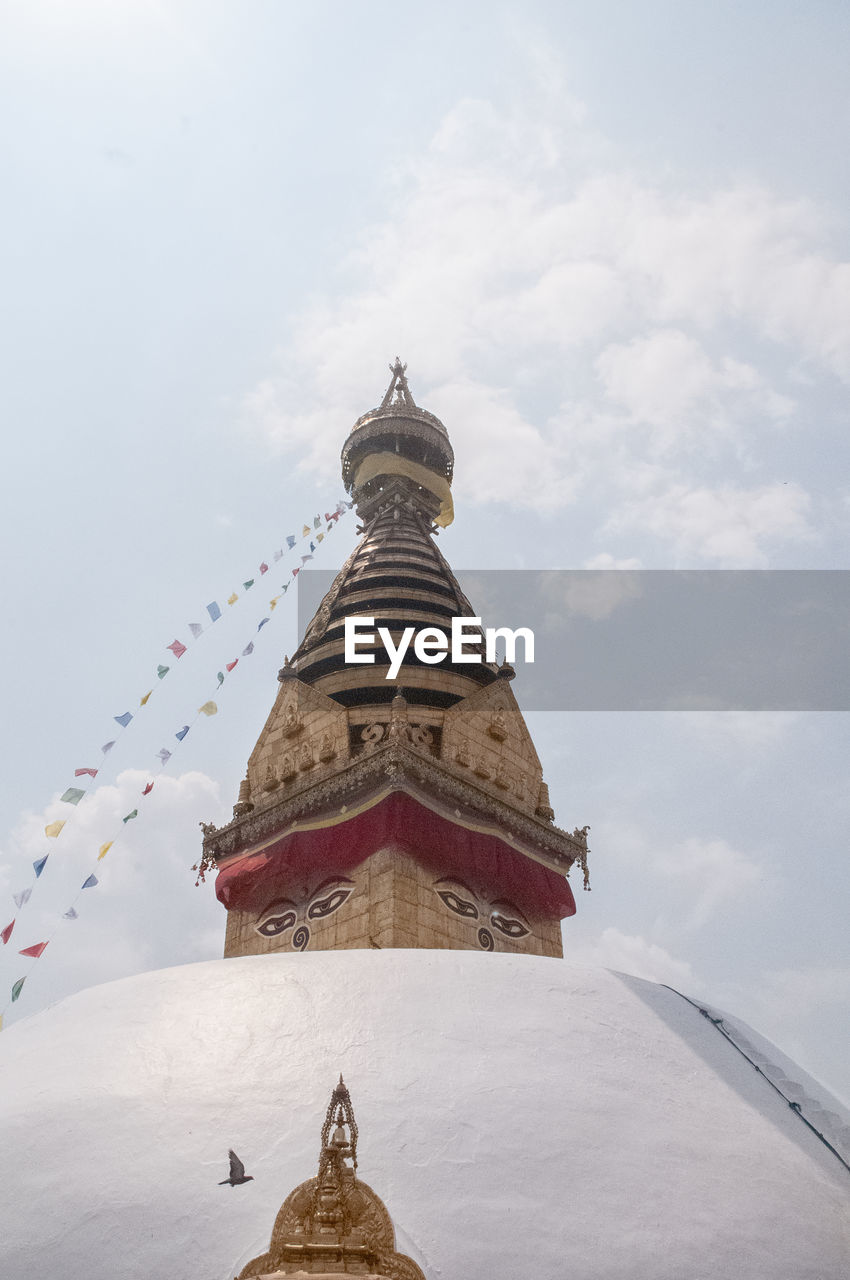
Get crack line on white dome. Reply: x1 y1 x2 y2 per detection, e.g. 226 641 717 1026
662 985 850 1179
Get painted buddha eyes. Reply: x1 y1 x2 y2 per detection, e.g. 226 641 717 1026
433 880 531 943
256 902 297 937
255 878 354 941
307 881 354 920
490 909 530 939
436 887 478 918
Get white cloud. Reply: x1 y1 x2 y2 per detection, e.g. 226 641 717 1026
567 926 699 991
605 481 813 566
652 835 764 932
241 58 846 559
0 771 228 1020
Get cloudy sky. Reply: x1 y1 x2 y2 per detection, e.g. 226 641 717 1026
1 2 848 1098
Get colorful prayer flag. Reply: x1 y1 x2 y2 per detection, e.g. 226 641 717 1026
33 856 48 879
257 618 269 631
98 841 113 860
310 541 316 552
11 977 25 1003
227 592 238 605
188 622 203 639
167 639 187 659
75 767 98 779
302 525 310 536
102 740 116 754
286 535 296 549
1 921 14 946
313 516 321 528
122 809 138 823
114 712 133 728
19 942 48 959
270 596 280 610
82 874 98 889
176 725 190 740
317 532 324 543
13 889 31 909
157 665 169 679
198 701 217 716
156 748 171 764
273 550 283 561
216 672 224 686
63 907 78 920
301 554 313 565
243 579 254 590
142 782 154 795
44 820 65 838
207 601 222 622
60 787 85 805
259 562 268 575
140 690 152 706
226 660 238 672
292 567 300 578
242 642 254 656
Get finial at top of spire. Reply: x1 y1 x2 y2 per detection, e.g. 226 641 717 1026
380 357 417 410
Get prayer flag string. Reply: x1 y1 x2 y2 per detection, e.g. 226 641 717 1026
0 502 353 1024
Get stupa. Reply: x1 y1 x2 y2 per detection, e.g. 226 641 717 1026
0 362 848 1280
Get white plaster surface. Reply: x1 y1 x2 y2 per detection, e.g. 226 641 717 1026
1 950 848 1280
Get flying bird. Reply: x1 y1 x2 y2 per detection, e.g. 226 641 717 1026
219 1149 254 1186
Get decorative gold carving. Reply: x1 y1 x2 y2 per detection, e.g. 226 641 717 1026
238 1078 426 1279
361 723 385 750
408 724 433 751
283 702 303 738
535 781 555 822
233 777 254 818
488 707 508 742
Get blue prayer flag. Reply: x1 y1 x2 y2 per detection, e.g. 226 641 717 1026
114 712 133 728
33 856 48 879
82 873 98 889
207 601 222 623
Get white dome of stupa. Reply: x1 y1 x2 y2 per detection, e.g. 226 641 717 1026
1 949 848 1279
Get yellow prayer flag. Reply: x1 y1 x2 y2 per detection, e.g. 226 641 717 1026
270 595 281 610
140 690 152 706
227 592 238 606
98 841 113 860
198 701 218 716
45 820 66 838
302 525 310 536
317 532 324 542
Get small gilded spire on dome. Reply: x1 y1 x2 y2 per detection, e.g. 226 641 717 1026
380 356 417 410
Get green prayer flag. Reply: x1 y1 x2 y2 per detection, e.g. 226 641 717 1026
11 976 25 1003
123 809 138 824
60 787 85 805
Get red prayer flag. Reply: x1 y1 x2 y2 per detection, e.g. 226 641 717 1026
259 562 269 575
167 639 187 659
19 941 48 959
1 920 14 946
142 782 154 796
75 767 98 778
226 659 239 672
